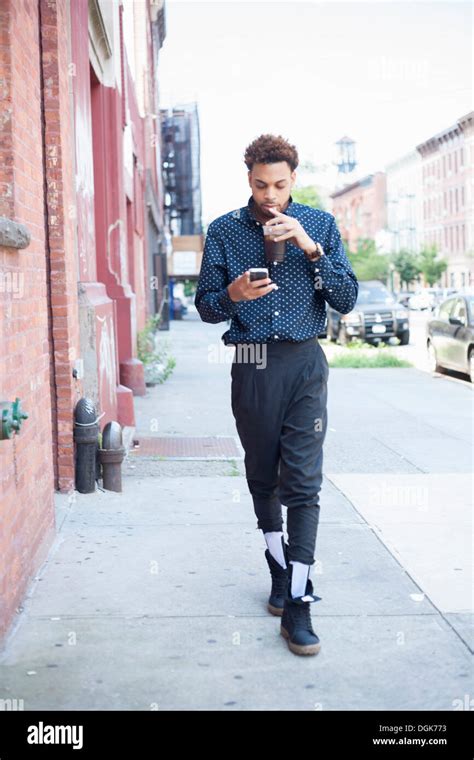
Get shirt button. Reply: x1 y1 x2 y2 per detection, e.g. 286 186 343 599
328 289 333 293
274 335 279 340
274 311 279 316
315 268 319 272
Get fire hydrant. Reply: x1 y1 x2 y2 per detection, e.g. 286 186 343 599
99 421 125 492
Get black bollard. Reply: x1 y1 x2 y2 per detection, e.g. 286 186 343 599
99 421 125 492
74 398 100 494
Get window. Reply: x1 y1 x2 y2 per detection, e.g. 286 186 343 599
439 298 455 320
461 272 466 288
442 156 446 177
356 283 394 305
455 188 458 212
460 147 464 166
450 272 455 288
451 298 466 325
467 295 474 324
455 226 459 250
461 186 465 207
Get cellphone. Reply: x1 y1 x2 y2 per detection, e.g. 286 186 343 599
249 267 269 282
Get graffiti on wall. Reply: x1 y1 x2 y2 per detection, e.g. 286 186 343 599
96 313 116 409
107 219 129 286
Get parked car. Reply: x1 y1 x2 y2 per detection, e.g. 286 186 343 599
326 280 410 345
408 287 458 311
426 294 474 382
408 288 438 311
395 290 415 308
172 296 188 320
430 288 459 311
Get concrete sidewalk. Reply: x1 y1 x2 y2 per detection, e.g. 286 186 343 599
0 318 472 710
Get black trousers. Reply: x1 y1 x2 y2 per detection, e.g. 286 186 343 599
230 336 329 565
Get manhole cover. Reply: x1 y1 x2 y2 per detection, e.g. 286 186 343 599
130 436 241 460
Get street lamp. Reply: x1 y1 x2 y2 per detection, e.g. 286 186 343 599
389 262 395 294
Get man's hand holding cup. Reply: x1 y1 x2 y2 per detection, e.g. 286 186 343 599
264 207 324 261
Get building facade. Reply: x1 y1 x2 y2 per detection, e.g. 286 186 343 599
416 111 473 288
330 172 387 253
161 103 203 237
385 151 424 254
0 0 169 642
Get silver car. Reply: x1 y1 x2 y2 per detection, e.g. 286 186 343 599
426 294 474 382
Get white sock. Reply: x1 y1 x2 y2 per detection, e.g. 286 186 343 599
264 531 287 570
290 561 311 598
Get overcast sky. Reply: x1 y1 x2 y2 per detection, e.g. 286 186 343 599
159 1 473 226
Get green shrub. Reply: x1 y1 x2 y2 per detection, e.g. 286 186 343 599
137 315 176 385
329 352 411 368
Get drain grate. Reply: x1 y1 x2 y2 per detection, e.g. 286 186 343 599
130 436 241 460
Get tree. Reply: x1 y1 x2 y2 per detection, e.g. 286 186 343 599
183 279 196 297
292 185 325 211
346 238 389 282
416 244 448 287
392 249 421 290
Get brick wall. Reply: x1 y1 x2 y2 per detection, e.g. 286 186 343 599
0 0 81 642
40 0 82 491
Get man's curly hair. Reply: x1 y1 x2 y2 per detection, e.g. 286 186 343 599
244 134 299 172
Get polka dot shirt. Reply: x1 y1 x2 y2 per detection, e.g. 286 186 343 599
195 194 359 345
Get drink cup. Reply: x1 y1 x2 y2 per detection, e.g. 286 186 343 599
263 225 286 263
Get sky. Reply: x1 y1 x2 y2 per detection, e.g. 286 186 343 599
158 1 473 226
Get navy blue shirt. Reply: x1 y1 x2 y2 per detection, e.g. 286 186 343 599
195 194 359 345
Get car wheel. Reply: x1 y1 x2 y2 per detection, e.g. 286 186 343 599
427 341 442 373
338 325 349 346
469 348 474 384
398 330 410 346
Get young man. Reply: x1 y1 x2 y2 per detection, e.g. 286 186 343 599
195 134 358 656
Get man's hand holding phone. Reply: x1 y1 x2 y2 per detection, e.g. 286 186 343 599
227 268 278 302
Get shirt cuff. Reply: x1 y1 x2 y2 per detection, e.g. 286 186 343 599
218 286 243 317
313 254 333 282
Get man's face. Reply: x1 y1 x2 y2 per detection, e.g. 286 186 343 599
248 161 296 219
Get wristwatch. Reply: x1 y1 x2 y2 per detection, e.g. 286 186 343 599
306 242 325 262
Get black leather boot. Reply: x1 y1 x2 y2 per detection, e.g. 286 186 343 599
264 544 289 617
280 566 322 656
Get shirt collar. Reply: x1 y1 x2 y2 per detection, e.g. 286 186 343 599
243 194 295 227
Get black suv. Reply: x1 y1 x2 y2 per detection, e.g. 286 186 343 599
325 280 410 345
